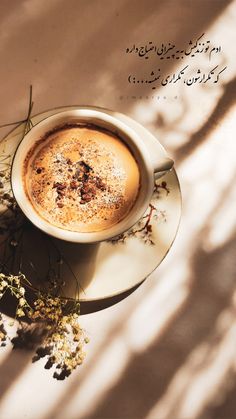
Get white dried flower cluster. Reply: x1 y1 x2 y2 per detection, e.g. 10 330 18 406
0 273 31 318
0 273 89 380
29 296 89 380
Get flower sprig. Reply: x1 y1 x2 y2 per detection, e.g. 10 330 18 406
0 272 88 380
30 296 88 380
0 272 32 317
110 180 169 245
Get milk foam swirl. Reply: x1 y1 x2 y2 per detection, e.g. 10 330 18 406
24 125 140 233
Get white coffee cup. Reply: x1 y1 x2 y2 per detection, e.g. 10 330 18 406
11 109 173 243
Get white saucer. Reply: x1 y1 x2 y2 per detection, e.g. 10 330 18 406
0 106 181 303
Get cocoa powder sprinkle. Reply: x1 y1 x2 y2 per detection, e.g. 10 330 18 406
26 126 140 233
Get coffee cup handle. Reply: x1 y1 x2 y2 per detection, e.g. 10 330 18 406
153 157 174 179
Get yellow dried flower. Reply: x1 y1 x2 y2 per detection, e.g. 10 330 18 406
16 308 25 317
19 298 25 307
1 280 7 288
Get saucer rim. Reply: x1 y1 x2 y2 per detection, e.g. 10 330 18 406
1 105 182 303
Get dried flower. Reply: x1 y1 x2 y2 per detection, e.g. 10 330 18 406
16 308 25 317
28 294 87 379
0 272 88 379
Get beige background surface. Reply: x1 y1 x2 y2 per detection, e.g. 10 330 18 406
0 1 236 418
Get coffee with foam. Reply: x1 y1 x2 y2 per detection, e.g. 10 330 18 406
23 125 140 233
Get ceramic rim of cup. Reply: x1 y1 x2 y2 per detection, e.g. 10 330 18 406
11 109 154 243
